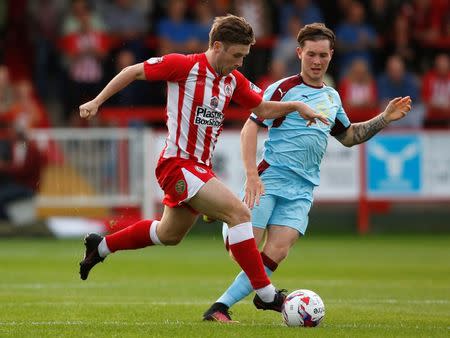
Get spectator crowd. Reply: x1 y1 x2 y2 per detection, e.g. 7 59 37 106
0 0 449 130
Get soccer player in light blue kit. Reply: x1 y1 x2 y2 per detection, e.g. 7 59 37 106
203 23 412 322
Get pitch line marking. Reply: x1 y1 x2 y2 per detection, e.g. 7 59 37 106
1 299 448 306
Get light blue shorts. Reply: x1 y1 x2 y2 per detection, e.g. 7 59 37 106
251 193 312 235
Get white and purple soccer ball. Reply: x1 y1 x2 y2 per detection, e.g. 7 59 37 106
281 289 325 327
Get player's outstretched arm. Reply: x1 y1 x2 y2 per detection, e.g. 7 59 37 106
79 63 146 119
253 100 329 126
241 119 265 209
335 96 412 147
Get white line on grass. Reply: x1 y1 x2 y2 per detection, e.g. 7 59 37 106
1 299 448 307
0 321 448 330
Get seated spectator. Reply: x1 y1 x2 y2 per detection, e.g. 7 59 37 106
190 1 214 53
102 0 149 60
335 0 378 78
0 65 14 121
406 0 450 50
0 124 46 222
422 53 450 127
338 58 378 122
377 55 423 128
28 0 65 103
234 0 272 40
156 0 196 55
60 4 110 125
105 49 145 107
62 0 106 36
278 0 323 35
8 80 50 129
272 15 304 75
234 0 273 80
384 14 415 71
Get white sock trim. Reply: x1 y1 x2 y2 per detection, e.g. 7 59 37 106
149 220 162 245
255 283 276 303
98 238 111 258
227 222 254 245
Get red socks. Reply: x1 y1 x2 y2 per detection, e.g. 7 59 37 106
228 222 271 290
105 220 158 252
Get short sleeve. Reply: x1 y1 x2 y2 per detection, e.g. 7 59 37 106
143 53 192 82
330 94 351 136
248 83 280 127
231 71 263 110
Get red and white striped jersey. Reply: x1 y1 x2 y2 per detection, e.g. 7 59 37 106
144 53 262 166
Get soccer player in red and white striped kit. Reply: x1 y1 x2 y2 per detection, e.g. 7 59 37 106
78 14 328 314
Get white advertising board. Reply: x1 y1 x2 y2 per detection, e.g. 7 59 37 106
148 131 359 202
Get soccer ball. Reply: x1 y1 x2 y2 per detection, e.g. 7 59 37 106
281 289 325 327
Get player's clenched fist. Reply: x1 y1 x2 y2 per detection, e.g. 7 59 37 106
79 100 99 119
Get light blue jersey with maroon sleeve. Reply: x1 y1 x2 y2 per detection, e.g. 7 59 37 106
250 74 351 200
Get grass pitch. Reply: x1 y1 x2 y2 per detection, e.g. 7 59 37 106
0 234 449 337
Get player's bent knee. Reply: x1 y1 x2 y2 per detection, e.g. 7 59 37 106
264 246 290 263
225 202 251 226
160 236 183 246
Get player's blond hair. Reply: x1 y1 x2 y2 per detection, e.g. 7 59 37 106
297 23 335 50
209 14 255 48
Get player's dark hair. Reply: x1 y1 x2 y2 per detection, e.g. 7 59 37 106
297 23 335 50
209 14 255 48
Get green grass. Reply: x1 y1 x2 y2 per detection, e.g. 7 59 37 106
0 234 449 337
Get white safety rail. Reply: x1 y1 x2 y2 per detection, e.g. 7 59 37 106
31 128 148 210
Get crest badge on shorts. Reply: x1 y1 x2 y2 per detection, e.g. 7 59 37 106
175 179 186 194
195 165 207 174
210 96 219 109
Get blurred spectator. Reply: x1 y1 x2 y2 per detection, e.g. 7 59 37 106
422 53 450 127
366 0 392 36
335 0 378 78
377 55 423 128
8 80 49 129
384 14 416 71
102 0 149 60
105 49 144 107
28 0 65 103
60 3 110 125
366 0 397 72
156 0 196 55
0 1 7 63
0 65 14 119
0 124 46 222
256 59 288 91
278 0 323 35
272 15 304 75
338 58 378 122
234 0 272 39
190 1 214 53
405 0 450 48
62 0 106 35
210 0 233 16
234 0 273 80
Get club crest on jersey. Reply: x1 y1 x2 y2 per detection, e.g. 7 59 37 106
224 84 233 97
195 165 207 174
147 56 164 65
210 96 219 109
175 179 186 195
250 82 262 93
327 93 334 104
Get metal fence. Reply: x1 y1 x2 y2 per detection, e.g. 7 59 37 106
32 128 145 208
